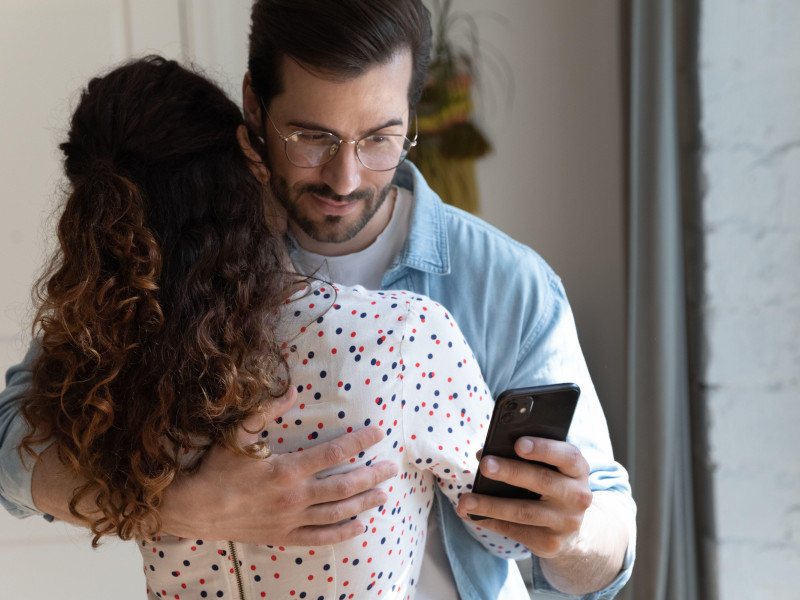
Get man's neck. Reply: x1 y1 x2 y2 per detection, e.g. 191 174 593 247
290 186 398 257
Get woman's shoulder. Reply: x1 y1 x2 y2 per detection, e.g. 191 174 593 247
343 286 458 328
307 283 448 317
281 281 461 347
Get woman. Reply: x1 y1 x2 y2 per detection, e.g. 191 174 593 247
20 56 526 599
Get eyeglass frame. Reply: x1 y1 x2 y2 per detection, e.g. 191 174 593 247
260 100 418 172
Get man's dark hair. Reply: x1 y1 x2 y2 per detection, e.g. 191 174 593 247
248 0 432 109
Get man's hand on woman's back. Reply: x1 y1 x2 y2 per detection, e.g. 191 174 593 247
158 387 398 545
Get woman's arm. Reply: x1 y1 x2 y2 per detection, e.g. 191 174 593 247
399 298 530 560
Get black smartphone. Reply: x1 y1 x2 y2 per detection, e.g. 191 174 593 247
469 383 580 520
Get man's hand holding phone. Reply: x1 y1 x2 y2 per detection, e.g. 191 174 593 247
456 384 630 594
456 383 592 557
457 434 592 558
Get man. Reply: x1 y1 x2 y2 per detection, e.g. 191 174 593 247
0 1 635 598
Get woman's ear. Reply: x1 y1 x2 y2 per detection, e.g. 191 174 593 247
236 124 269 184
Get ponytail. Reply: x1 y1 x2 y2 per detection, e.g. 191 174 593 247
21 164 166 541
32 163 164 356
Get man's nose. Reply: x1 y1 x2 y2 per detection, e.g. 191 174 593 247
319 141 362 197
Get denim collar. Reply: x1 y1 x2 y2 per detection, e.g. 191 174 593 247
389 162 451 278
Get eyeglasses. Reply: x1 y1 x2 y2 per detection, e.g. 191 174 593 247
263 108 417 172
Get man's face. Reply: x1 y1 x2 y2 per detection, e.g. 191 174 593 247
254 52 413 250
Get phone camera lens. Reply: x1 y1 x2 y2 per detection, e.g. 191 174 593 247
500 411 515 424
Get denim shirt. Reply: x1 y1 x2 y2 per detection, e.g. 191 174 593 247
0 162 634 599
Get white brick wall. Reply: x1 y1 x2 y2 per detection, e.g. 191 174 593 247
699 1 800 598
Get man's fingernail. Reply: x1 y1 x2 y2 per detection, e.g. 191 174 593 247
461 495 477 510
484 457 499 474
518 438 534 454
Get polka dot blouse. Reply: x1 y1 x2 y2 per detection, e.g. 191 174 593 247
140 282 529 600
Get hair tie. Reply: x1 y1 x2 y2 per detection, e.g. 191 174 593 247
81 158 120 187
89 158 116 174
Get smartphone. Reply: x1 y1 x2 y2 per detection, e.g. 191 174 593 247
469 383 580 520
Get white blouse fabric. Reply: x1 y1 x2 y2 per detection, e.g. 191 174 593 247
140 283 528 600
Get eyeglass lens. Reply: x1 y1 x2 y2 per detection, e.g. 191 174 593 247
285 132 411 171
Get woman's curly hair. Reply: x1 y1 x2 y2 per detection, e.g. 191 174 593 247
19 56 292 545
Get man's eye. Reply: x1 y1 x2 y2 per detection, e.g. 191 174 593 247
364 135 392 146
296 132 333 143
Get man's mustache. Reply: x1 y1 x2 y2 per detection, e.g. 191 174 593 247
300 184 372 204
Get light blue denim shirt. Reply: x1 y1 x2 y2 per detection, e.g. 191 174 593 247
0 162 634 599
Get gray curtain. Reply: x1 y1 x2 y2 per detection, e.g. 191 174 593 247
622 0 704 599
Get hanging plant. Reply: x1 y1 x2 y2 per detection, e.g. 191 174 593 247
411 0 509 214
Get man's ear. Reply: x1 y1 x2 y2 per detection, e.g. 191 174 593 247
242 72 262 132
236 124 269 183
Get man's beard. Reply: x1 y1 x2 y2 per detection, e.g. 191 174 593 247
268 172 393 244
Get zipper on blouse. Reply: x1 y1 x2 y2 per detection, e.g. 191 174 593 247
227 541 247 600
